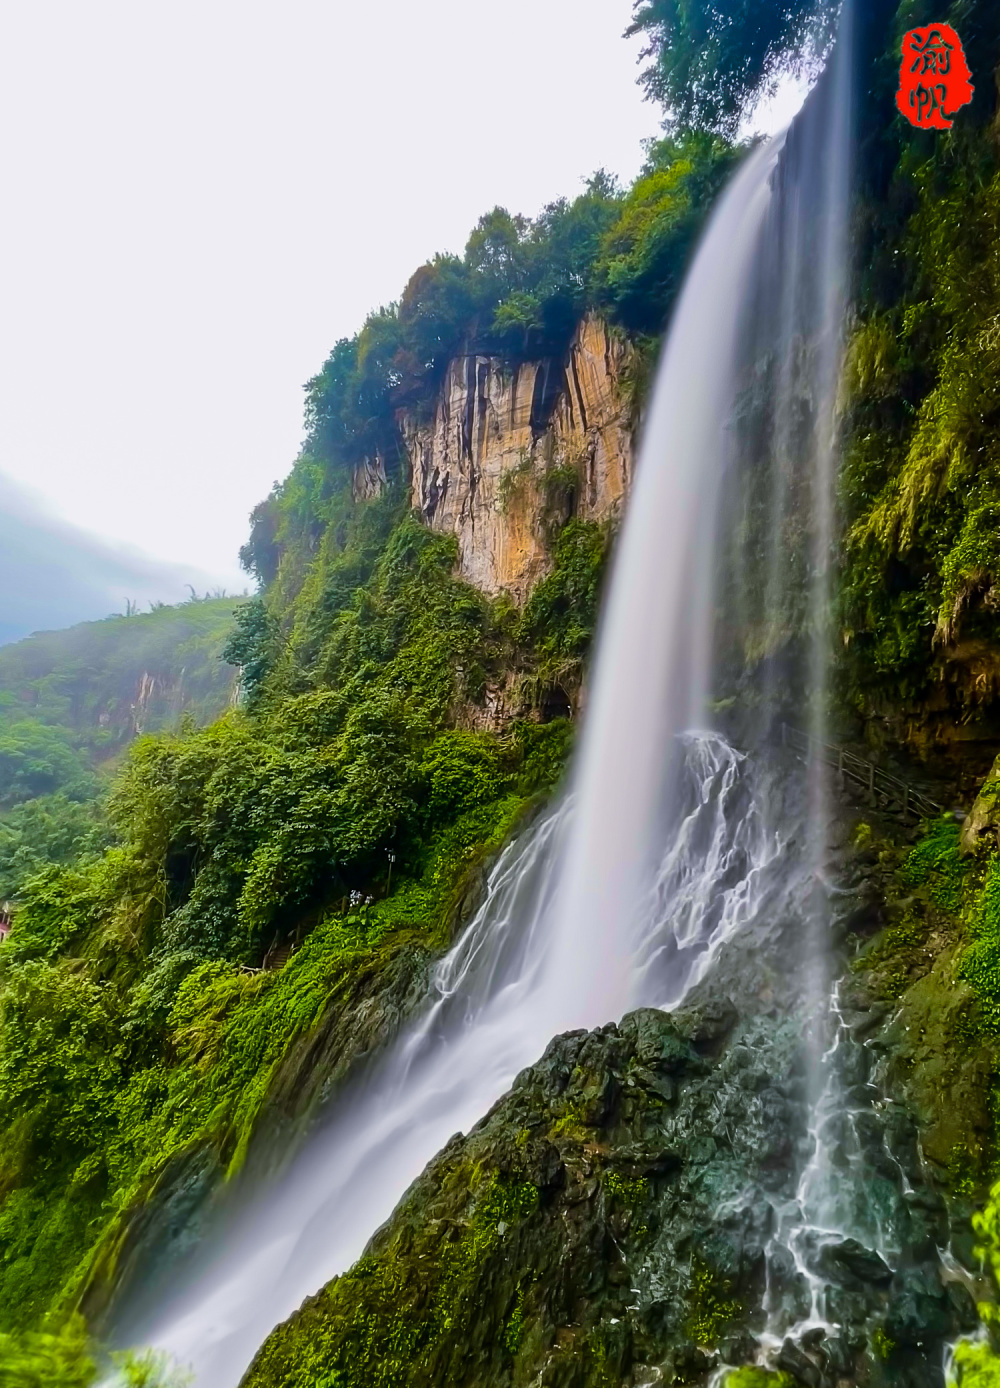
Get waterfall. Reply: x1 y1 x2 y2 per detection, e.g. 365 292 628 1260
109 15 861 1384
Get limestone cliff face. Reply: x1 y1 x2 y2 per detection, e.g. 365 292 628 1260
351 453 388 502
403 315 635 601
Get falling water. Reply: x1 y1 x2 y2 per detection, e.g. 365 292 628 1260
110 16 866 1385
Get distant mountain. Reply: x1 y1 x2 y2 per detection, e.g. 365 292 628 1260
0 596 247 767
0 473 238 646
0 595 247 900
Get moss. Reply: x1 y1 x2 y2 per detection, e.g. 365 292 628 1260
950 1338 1000 1386
497 451 534 516
242 1172 539 1388
850 807 1000 1201
725 1372 794 1388
899 818 969 913
840 146 1000 729
503 1284 527 1354
684 1258 741 1348
0 1315 97 1387
961 858 1000 1033
872 1324 896 1361
603 1172 648 1208
550 1096 593 1141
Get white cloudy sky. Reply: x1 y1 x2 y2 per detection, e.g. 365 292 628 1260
0 1 806 594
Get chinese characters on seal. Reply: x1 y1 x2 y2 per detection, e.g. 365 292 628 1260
897 24 974 129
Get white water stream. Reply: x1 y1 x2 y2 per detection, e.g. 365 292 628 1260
117 136 786 1388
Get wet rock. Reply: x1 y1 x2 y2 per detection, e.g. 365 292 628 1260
817 1238 893 1286
885 1266 954 1346
818 1335 857 1377
241 1009 807 1388
825 1283 877 1328
622 1007 701 1072
717 1330 760 1365
777 1336 824 1387
765 1243 813 1324
673 996 739 1048
945 1277 980 1333
238 893 974 1388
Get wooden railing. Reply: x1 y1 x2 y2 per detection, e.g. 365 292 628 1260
780 723 945 822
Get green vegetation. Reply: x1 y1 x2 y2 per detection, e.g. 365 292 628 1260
0 598 243 901
628 0 837 136
243 1170 539 1388
0 796 109 904
0 594 241 899
952 1183 1000 1382
951 1338 1000 1387
0 425 610 1341
240 135 739 596
0 596 242 763
725 1371 794 1388
840 5 1000 730
684 1258 741 1347
11 2 1000 1382
0 1315 188 1387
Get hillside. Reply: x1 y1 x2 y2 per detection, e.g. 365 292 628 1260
0 598 243 900
0 596 244 759
0 120 733 1379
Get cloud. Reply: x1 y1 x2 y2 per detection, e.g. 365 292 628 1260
0 473 244 647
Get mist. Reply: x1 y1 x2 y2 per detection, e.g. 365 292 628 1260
0 474 239 647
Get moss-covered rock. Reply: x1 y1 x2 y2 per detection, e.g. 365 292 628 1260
240 1006 793 1387
239 987 976 1388
963 758 1000 857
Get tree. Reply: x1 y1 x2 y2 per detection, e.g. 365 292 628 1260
593 132 739 333
464 208 531 310
628 0 838 136
396 256 476 390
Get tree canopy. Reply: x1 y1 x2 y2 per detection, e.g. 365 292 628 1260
628 0 839 136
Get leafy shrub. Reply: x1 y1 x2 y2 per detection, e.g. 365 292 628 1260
0 797 109 903
0 1315 96 1388
950 1338 1000 1387
519 519 611 670
0 722 98 809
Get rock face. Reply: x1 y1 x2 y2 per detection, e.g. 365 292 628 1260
351 452 388 502
239 997 974 1388
403 315 635 601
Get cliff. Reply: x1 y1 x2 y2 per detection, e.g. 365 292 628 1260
403 315 635 602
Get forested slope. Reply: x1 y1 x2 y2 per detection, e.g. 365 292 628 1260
0 599 242 903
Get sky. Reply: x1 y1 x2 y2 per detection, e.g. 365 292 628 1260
0 1 808 631
0 476 227 646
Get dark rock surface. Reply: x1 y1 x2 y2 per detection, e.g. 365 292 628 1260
239 997 975 1388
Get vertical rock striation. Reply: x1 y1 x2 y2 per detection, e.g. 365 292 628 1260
403 315 635 601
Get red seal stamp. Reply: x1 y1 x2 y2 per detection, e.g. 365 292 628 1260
896 24 974 129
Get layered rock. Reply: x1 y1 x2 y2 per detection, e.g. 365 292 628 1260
403 315 635 601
